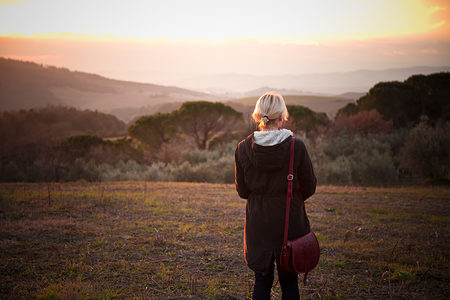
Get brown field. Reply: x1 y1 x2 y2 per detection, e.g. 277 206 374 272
0 182 449 299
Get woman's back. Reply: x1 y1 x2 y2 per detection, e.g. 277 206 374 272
235 131 316 273
234 92 317 299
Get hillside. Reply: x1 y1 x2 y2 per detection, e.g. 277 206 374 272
0 58 217 121
227 94 354 117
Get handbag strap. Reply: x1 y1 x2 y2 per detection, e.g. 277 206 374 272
283 136 295 247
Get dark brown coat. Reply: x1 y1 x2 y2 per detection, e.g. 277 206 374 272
234 133 316 274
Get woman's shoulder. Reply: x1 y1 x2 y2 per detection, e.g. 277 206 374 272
293 136 307 152
237 133 254 149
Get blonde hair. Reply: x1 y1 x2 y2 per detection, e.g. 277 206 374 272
252 92 289 130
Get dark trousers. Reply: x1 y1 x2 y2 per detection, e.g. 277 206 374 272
252 257 300 300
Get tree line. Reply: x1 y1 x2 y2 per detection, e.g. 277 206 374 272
0 72 448 184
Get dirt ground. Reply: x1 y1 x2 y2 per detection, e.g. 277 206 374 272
0 182 448 299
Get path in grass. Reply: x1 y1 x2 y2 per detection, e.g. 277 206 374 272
0 182 448 299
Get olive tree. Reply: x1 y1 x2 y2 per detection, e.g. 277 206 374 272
286 105 330 137
128 112 177 151
398 120 449 180
175 101 243 149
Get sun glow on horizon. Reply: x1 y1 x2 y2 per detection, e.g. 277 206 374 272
0 0 448 44
1 0 449 82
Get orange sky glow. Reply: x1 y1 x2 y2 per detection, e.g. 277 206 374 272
0 0 449 86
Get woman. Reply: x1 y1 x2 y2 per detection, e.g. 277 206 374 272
234 92 317 299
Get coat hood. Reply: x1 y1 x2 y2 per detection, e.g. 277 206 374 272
247 129 293 172
254 129 293 146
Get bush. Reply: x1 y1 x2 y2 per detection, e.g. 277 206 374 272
98 160 175 182
173 142 236 183
312 134 398 186
398 121 449 179
66 159 101 182
0 161 24 182
349 150 398 185
322 156 353 185
332 109 392 136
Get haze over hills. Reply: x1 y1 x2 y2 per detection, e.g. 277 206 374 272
1 57 449 122
226 94 354 118
0 57 218 122
0 57 357 122
166 66 450 95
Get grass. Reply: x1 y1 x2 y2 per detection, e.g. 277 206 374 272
0 182 449 299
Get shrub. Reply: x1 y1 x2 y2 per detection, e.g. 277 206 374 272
323 156 353 185
332 109 392 136
98 160 174 182
398 121 449 179
315 134 398 185
0 161 24 182
66 159 101 182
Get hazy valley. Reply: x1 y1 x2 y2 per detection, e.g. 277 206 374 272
2 57 448 122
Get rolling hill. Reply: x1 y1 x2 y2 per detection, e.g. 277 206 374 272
0 57 217 122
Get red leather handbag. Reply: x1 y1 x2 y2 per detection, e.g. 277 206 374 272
280 137 320 285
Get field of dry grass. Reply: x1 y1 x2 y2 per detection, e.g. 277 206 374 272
0 182 448 299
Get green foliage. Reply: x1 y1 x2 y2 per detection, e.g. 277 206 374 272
64 134 104 147
286 105 330 137
165 141 237 183
0 106 127 182
398 120 450 179
59 134 105 158
0 159 60 182
176 101 243 149
391 270 416 282
337 102 358 116
98 160 165 181
337 72 450 128
332 109 392 136
207 131 244 150
313 134 398 185
404 73 450 123
173 156 234 183
128 112 177 151
39 141 237 183
1 82 447 185
0 106 126 147
111 137 145 162
357 81 416 127
57 135 142 167
66 159 102 182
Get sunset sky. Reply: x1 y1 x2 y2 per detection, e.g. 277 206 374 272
1 0 449 87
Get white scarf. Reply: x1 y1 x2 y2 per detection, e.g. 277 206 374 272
253 129 293 146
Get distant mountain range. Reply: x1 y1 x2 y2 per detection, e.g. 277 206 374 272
167 66 450 94
1 57 449 122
